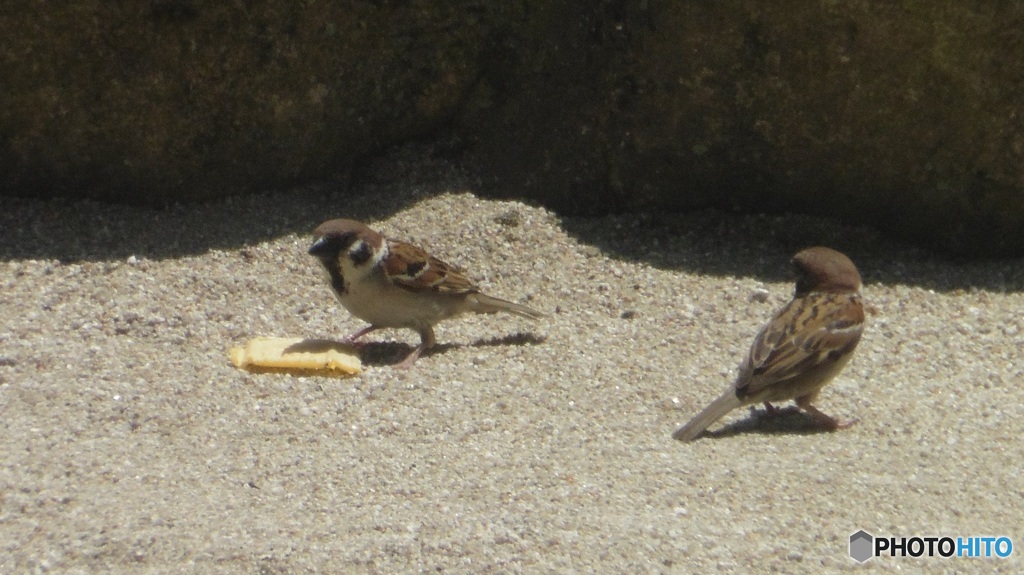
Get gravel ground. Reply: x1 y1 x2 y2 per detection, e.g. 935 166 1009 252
1 147 1023 574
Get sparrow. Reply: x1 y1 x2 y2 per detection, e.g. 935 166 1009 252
673 246 865 441
308 219 545 368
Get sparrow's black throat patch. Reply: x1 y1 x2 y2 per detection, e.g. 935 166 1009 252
326 259 347 295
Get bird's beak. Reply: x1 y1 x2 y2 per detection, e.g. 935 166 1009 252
308 237 328 256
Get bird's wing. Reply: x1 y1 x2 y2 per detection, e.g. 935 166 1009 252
383 239 479 294
739 293 864 395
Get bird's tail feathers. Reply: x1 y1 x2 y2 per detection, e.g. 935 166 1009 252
469 293 545 320
672 391 743 442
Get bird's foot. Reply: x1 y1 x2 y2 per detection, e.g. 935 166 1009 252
801 404 858 431
341 326 378 349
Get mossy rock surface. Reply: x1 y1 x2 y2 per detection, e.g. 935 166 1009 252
0 1 488 203
3 1 1023 255
461 1 1024 256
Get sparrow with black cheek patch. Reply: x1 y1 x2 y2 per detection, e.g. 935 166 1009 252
673 246 866 441
308 219 545 368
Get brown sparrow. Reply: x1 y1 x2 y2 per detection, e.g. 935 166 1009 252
673 246 865 441
308 219 545 368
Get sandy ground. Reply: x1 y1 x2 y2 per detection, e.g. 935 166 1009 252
1 147 1023 574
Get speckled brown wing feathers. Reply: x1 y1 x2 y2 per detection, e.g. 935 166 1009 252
738 293 864 397
383 239 479 294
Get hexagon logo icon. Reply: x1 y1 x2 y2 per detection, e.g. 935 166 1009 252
849 530 874 563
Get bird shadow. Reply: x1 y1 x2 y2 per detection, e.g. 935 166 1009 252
358 332 547 367
691 405 841 441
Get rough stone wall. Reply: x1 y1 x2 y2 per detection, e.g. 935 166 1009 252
3 1 1023 255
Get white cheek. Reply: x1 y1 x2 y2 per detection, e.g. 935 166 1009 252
371 241 389 268
339 255 375 284
338 257 361 281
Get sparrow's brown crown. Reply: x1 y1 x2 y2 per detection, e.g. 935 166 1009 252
308 219 382 262
792 246 862 296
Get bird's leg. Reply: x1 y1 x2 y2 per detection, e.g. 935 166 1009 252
797 399 858 431
342 325 378 348
396 326 436 369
